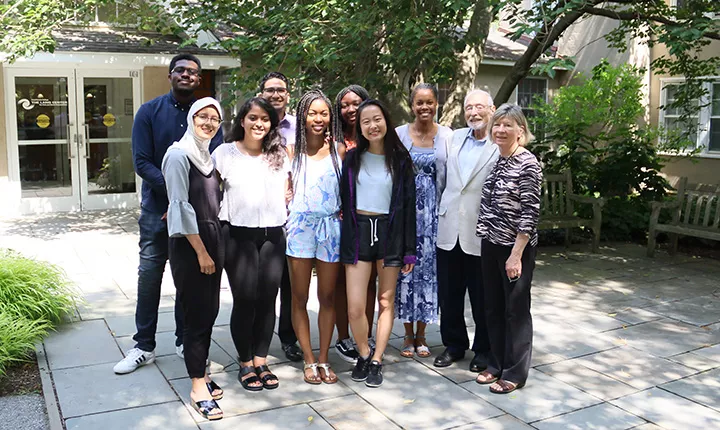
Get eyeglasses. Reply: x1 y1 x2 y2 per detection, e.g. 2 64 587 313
465 104 488 113
171 66 200 76
262 87 288 96
193 114 222 126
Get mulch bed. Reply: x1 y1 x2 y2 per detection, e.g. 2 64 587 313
0 352 43 397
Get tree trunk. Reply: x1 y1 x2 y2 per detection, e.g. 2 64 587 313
494 10 585 105
439 1 492 127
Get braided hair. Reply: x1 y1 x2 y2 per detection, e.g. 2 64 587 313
229 97 285 171
333 85 370 145
292 90 341 193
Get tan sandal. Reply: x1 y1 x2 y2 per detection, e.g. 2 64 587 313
303 362 321 385
317 363 338 384
400 335 415 358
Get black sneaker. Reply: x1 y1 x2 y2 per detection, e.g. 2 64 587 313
365 360 383 387
351 355 371 382
335 338 359 364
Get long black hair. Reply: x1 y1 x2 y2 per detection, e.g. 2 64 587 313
292 90 341 191
351 99 413 186
333 85 370 144
229 97 285 171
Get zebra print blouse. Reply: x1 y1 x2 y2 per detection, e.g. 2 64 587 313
476 149 542 247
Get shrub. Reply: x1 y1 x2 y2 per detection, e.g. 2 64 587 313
0 249 78 377
530 60 678 240
0 249 77 324
0 312 48 377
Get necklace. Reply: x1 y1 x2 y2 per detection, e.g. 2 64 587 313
412 123 436 147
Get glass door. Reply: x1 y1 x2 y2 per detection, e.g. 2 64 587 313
76 70 141 210
10 70 82 212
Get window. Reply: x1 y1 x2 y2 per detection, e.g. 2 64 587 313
660 79 720 154
517 78 547 137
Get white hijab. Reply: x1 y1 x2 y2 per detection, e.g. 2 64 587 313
170 97 222 176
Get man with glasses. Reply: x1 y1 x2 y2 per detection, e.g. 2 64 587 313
257 71 303 362
114 54 224 374
434 89 499 372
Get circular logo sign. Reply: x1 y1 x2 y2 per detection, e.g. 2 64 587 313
36 114 50 128
103 113 116 127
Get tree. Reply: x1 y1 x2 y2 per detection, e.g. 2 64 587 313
2 0 718 126
491 0 720 112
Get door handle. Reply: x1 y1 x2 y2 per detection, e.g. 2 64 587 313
67 124 75 160
84 124 91 159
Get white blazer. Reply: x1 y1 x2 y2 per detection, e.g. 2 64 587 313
437 128 499 256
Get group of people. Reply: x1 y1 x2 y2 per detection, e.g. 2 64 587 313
115 53 543 421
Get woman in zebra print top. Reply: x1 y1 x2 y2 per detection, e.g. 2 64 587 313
474 104 542 394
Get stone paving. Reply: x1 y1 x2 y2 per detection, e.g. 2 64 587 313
1 209 720 429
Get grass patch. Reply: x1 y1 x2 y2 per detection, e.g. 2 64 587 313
0 249 78 377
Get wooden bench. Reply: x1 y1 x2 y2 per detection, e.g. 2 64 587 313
647 177 720 257
538 170 605 253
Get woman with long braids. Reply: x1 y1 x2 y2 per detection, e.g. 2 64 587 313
212 97 290 392
395 83 453 359
331 85 378 364
341 99 416 387
286 90 343 384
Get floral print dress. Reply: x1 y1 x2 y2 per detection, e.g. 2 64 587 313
396 146 438 323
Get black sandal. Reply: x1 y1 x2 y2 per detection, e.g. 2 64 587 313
255 364 279 390
192 399 223 421
206 380 223 400
239 365 263 392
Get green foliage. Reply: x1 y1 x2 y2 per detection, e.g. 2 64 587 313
115 0 482 102
531 61 674 240
0 312 47 377
0 249 78 376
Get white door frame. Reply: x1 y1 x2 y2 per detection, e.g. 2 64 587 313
75 68 142 211
5 67 82 213
4 67 142 213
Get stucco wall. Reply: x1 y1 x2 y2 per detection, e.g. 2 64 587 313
662 156 720 188
143 66 169 103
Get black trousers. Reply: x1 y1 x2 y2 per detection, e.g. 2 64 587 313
278 257 297 345
436 242 490 354
224 224 285 362
482 240 535 385
169 221 222 379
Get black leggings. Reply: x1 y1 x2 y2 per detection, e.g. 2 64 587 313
223 224 285 362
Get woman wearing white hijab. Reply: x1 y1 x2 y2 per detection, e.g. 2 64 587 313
162 97 225 421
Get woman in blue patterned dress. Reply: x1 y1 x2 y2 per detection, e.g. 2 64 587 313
286 90 343 384
395 84 453 358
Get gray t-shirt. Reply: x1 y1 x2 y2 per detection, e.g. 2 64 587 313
357 152 392 214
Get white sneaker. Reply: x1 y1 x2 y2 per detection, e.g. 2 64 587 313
177 345 211 367
113 348 155 374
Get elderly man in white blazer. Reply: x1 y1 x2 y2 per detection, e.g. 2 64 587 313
434 89 499 371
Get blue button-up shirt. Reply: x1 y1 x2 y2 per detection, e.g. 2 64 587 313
458 128 487 183
132 92 224 214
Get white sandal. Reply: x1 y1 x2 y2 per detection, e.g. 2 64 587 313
317 363 338 384
303 362 321 385
401 335 415 358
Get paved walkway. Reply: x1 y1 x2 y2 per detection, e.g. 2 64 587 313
1 209 719 430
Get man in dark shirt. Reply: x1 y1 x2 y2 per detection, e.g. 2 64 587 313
114 54 224 374
258 72 303 362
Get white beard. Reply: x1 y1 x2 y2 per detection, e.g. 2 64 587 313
467 119 485 131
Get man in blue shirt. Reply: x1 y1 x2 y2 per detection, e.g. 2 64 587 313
114 54 224 374
257 71 303 362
